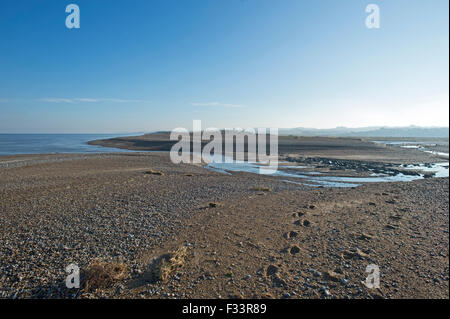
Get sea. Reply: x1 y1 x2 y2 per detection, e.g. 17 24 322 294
0 134 136 156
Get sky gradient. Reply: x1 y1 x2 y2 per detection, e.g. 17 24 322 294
0 0 448 133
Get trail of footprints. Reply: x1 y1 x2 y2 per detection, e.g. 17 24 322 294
284 204 316 255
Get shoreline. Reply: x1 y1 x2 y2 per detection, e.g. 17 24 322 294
88 133 449 163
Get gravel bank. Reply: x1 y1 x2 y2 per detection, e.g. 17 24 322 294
0 152 299 298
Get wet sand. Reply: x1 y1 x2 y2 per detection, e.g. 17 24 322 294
89 133 449 163
0 137 448 299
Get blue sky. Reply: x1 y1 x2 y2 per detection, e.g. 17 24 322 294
0 0 448 133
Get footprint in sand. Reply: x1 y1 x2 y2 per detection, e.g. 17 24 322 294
283 231 299 239
289 245 301 255
291 212 307 219
294 219 311 227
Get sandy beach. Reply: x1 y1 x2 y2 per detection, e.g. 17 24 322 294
0 136 448 299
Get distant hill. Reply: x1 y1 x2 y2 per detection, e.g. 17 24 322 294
279 126 449 138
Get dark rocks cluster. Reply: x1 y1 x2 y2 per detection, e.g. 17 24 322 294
285 157 429 177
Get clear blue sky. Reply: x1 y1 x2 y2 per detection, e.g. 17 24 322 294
0 0 448 133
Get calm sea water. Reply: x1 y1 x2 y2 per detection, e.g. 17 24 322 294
0 134 136 156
